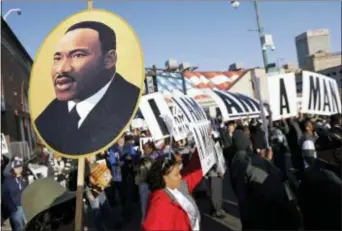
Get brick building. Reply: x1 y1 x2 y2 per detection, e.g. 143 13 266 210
1 17 36 154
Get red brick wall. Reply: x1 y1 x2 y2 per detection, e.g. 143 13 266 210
1 36 32 143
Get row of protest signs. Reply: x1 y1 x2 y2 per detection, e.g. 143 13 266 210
139 90 265 175
138 70 341 174
140 93 218 175
139 87 279 175
204 70 341 122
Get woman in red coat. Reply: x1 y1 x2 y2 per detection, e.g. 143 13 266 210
142 150 203 231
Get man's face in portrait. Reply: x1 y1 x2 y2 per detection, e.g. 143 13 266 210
51 28 115 102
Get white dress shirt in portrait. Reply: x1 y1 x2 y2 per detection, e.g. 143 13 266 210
68 77 114 128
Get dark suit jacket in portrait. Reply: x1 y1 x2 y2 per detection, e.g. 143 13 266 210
35 73 140 156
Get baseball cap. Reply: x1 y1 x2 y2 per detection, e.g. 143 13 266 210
11 157 23 169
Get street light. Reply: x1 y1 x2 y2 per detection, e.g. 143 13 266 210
230 1 269 73
231 1 240 9
3 8 22 20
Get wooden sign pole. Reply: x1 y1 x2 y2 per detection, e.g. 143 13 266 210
74 3 94 230
74 158 85 231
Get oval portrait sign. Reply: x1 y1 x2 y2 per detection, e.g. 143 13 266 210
29 9 144 158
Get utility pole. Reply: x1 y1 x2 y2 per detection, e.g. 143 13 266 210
253 1 269 72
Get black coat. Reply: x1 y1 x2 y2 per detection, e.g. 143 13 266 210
35 74 140 156
231 151 301 230
298 159 341 230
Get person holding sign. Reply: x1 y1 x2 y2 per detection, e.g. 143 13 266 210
230 130 301 230
2 157 28 231
142 141 164 160
298 129 342 230
33 20 141 156
84 156 117 231
142 150 202 231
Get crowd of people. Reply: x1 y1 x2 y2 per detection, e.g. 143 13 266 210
1 112 341 231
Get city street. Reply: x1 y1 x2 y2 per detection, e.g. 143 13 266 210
2 1 340 231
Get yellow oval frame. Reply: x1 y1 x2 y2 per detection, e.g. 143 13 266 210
29 9 144 159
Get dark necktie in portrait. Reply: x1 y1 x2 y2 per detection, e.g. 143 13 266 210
34 21 140 156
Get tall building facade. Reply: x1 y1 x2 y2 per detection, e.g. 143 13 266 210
1 17 37 157
295 29 330 68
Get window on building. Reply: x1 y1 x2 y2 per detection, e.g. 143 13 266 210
332 72 336 76
327 73 331 76
339 69 342 74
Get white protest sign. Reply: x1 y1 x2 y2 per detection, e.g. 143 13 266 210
190 121 216 175
172 95 216 175
1 133 9 155
301 71 341 116
202 89 230 121
28 163 49 179
131 118 147 129
139 93 171 140
171 105 190 141
267 73 298 120
172 95 208 123
214 141 227 175
211 90 266 121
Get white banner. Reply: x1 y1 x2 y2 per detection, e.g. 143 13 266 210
267 73 298 120
211 90 266 121
139 93 172 140
172 95 208 123
202 89 230 121
172 95 216 175
301 71 341 116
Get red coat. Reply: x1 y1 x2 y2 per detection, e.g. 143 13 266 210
142 150 203 231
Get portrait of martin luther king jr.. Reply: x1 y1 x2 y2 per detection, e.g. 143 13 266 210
34 21 140 156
